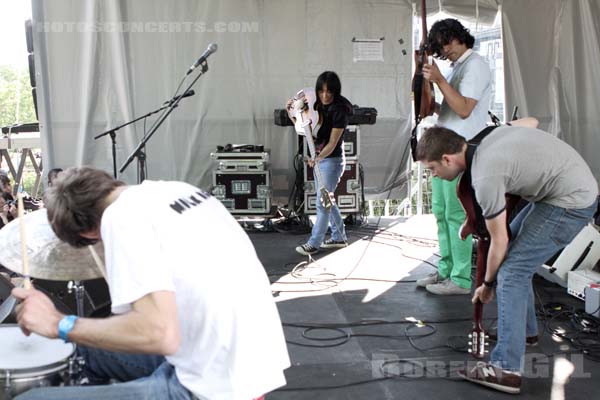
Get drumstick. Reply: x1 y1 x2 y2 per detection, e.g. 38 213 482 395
17 193 32 290
88 245 107 280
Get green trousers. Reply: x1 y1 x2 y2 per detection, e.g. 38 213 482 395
431 176 473 289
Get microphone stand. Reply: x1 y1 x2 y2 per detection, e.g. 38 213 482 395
94 91 195 179
119 62 209 182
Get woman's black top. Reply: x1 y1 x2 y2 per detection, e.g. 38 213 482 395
315 96 353 158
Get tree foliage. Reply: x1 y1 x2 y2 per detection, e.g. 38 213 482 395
0 65 37 128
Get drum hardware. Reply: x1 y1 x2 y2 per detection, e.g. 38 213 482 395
67 281 86 317
66 353 86 387
0 278 102 396
0 207 111 397
28 278 111 319
0 325 77 399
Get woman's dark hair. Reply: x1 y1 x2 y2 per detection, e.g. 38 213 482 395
427 18 475 60
314 71 342 110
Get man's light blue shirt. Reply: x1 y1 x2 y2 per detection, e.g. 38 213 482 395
437 49 492 140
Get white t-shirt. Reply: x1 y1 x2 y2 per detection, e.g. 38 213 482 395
100 180 290 400
437 49 492 140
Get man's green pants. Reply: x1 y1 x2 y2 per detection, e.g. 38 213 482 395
431 176 472 289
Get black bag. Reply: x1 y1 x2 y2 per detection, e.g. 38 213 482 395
274 109 294 127
274 107 378 126
350 106 377 125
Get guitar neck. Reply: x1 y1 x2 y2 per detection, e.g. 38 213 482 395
303 125 325 186
474 240 489 288
472 238 489 357
420 0 428 45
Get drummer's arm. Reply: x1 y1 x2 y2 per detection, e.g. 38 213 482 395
13 287 180 356
68 291 180 355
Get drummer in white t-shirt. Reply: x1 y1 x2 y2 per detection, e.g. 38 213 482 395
12 167 290 400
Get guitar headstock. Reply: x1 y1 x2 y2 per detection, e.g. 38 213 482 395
468 320 489 359
319 187 336 210
291 88 320 137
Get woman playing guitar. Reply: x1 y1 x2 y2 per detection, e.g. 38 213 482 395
286 71 353 256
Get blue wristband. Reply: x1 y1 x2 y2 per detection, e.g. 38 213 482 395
58 315 78 342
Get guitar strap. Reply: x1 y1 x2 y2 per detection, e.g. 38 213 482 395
463 125 499 229
465 125 498 171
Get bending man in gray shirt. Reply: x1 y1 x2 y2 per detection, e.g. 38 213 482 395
416 125 598 394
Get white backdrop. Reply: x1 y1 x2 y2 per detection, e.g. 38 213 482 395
502 0 600 182
32 0 414 201
31 0 600 202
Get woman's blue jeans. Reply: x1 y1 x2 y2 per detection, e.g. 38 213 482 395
307 157 347 248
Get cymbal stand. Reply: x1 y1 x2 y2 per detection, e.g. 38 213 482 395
66 354 86 386
67 281 86 317
66 280 87 385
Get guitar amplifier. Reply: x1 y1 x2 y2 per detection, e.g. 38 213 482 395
210 147 267 159
537 224 600 288
302 125 360 160
210 149 269 172
303 160 362 214
211 158 268 172
211 170 272 215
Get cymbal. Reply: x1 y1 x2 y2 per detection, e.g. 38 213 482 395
0 209 105 281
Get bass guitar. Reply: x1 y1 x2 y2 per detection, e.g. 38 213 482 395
457 127 520 359
410 0 436 160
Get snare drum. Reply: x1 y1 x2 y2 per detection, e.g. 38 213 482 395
0 325 75 399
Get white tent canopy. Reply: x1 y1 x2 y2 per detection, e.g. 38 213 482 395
31 0 600 201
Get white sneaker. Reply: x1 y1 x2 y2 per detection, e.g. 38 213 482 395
416 272 441 288
426 279 470 295
320 238 348 249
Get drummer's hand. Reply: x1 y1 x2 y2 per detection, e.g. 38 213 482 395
12 287 64 339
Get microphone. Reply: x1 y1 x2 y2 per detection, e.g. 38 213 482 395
164 89 195 105
187 43 218 74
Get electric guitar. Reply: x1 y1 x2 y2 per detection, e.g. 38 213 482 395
457 170 490 359
289 88 335 210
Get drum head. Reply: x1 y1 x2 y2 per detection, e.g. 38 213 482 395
0 325 74 376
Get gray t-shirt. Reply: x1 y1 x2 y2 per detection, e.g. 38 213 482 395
471 126 598 218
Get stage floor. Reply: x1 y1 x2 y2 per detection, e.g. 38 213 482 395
248 214 600 399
